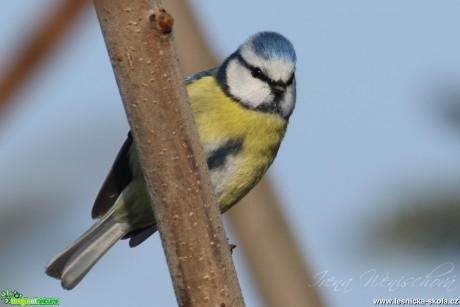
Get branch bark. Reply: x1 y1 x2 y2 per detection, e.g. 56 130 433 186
93 1 244 306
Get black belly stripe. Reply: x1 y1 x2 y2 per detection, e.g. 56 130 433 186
207 139 243 171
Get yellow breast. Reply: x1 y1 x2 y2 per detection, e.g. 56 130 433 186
187 76 288 212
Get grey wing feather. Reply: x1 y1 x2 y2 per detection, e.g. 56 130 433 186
46 207 126 289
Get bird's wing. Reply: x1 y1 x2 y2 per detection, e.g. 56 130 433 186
91 132 133 219
184 68 217 85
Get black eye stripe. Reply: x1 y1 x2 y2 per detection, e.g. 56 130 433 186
250 67 263 79
236 53 293 88
236 53 268 83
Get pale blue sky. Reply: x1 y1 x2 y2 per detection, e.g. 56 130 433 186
1 1 460 306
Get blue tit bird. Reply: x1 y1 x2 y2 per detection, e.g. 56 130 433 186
46 31 297 289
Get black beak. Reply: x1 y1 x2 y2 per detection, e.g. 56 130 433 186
271 84 286 95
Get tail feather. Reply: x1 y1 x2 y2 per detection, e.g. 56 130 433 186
45 208 126 290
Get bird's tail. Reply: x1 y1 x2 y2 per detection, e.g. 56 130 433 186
45 207 126 290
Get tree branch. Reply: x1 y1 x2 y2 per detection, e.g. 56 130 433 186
93 0 244 305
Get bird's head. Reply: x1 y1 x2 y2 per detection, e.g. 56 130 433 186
217 31 297 119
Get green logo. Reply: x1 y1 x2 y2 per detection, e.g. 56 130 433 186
1 290 59 306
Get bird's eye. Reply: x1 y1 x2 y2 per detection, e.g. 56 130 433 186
250 67 263 78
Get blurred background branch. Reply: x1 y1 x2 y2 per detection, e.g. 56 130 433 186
230 180 324 307
0 0 88 116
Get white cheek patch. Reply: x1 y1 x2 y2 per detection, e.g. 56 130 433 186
226 59 271 108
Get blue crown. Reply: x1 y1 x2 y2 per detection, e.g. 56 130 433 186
243 31 296 64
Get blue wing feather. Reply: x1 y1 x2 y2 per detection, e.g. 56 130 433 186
184 69 217 85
